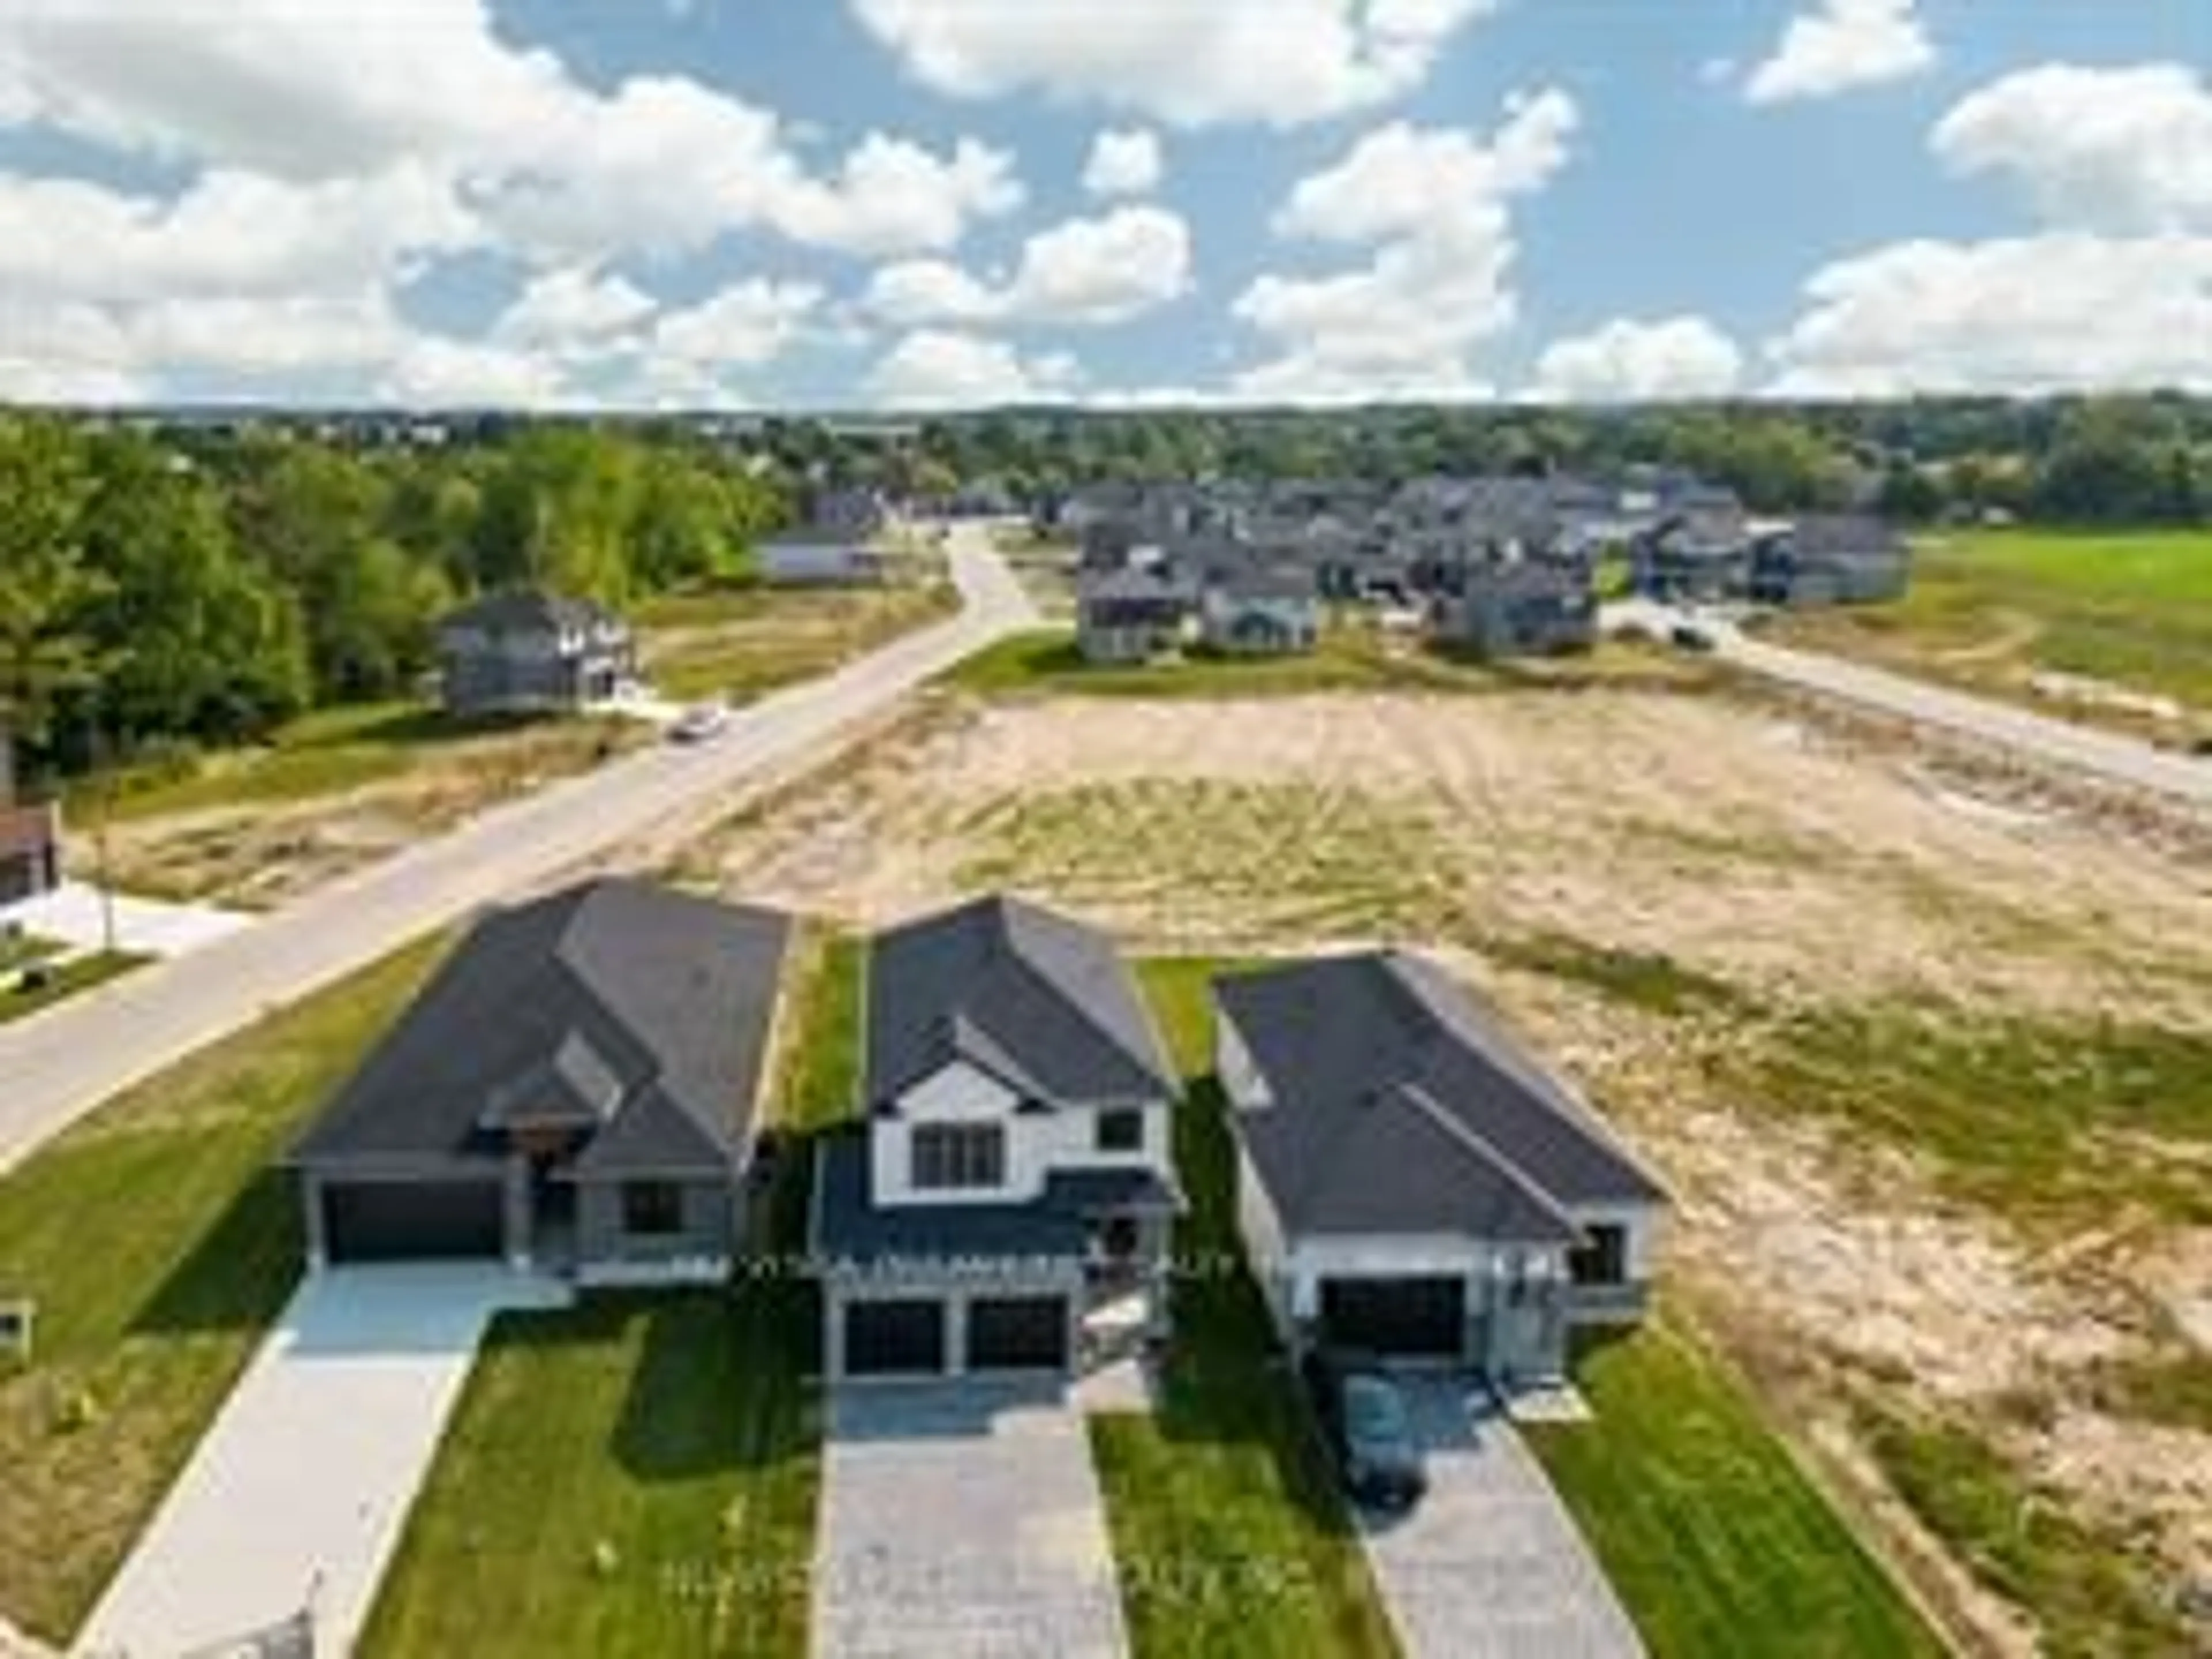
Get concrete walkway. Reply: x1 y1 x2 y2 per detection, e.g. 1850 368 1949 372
815 1381 1127 1659
0 528 1038 1174
79 1264 566 1658
1361 1377 1643 1659
0 882 252 959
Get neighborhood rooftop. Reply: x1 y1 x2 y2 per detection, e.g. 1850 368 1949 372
864 892 1179 1111
292 878 793 1176
1214 950 1665 1238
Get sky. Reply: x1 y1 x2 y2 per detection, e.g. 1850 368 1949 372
0 0 2206 412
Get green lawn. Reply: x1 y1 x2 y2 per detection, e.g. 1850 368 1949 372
1738 1001 2212 1230
0 950 150 1024
1765 528 2212 721
1857 1403 2192 1658
945 628 1713 702
0 937 446 1643
77 701 635 826
1093 960 1401 1659
359 930 861 1659
1525 1330 1945 1659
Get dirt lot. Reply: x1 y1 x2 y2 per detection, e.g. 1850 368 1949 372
677 682 2212 1647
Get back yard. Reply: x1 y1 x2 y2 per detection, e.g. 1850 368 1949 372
684 677 2212 1657
1762 529 2212 739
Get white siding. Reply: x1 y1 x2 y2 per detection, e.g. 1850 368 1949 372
868 1060 1174 1209
1565 1200 1662 1281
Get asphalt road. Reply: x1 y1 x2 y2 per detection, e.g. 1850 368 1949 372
1608 601 2212 809
0 526 1037 1173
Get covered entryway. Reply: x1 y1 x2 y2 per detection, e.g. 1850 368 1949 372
843 1298 947 1377
322 1180 504 1263
1319 1276 1466 1359
965 1295 1070 1372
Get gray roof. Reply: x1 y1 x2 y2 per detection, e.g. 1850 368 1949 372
1214 952 1664 1244
811 1130 1181 1268
1077 565 1198 605
439 588 624 638
1787 513 1904 561
293 879 793 1177
865 894 1179 1113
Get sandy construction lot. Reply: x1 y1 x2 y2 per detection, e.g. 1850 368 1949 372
680 683 2212 1634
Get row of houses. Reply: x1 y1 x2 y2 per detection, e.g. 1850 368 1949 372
1060 472 1908 665
290 880 1666 1385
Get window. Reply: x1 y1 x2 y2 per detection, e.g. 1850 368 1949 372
1094 1108 1145 1154
911 1124 1005 1191
1569 1224 1628 1286
622 1180 684 1237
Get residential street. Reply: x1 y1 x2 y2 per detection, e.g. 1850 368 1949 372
0 527 1036 1172
1609 602 2212 808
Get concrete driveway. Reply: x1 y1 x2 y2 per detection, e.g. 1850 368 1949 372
1358 1377 1643 1659
0 881 252 958
0 528 1037 1174
80 1264 566 1658
815 1381 1127 1659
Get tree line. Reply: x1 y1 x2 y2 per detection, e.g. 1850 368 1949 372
899 393 2212 526
0 418 785 778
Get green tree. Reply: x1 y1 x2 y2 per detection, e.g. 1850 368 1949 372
0 417 103 744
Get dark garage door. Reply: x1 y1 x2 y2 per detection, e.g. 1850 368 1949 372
1319 1277 1465 1359
965 1296 1069 1372
322 1180 504 1262
844 1299 946 1376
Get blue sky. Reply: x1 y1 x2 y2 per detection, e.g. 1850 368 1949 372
0 1 2206 410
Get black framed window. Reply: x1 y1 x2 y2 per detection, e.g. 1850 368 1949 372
1094 1108 1145 1153
623 1180 684 1237
1569 1224 1628 1285
911 1124 1006 1191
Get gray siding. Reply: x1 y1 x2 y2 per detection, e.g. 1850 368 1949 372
575 1175 737 1271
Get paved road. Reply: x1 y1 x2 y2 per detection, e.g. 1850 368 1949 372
81 1264 568 1658
0 528 1037 1173
1609 600 2212 808
815 1381 1128 1659
1360 1378 1643 1659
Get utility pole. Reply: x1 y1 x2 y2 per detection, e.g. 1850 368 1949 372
89 722 118 959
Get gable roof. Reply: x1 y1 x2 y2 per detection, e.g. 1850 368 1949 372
293 878 791 1176
439 588 625 638
866 894 1177 1113
1214 951 1664 1243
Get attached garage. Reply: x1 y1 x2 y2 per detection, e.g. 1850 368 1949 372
320 1180 505 1263
1317 1276 1466 1359
843 1298 948 1377
965 1296 1070 1372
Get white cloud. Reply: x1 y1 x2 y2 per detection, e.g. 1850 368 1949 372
1744 0 1933 105
1082 128 1163 196
381 336 572 408
0 2 1024 263
865 205 1192 327
849 0 1497 127
865 329 1082 407
493 266 658 354
1230 91 1577 400
647 280 825 369
0 164 475 305
1531 315 1744 403
1766 233 2212 396
1933 63 2212 233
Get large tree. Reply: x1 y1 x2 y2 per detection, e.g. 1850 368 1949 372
0 418 103 745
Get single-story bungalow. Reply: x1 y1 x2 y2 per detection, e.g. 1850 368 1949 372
1214 950 1666 1384
290 878 792 1284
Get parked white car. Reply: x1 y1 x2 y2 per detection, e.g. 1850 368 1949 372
669 702 732 744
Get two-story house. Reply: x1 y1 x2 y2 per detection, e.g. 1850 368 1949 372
435 589 638 718
1214 950 1666 1386
810 894 1184 1380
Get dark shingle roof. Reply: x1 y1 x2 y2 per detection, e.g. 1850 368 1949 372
293 879 791 1176
865 895 1178 1112
439 588 624 637
810 1130 1181 1267
1214 952 1664 1243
